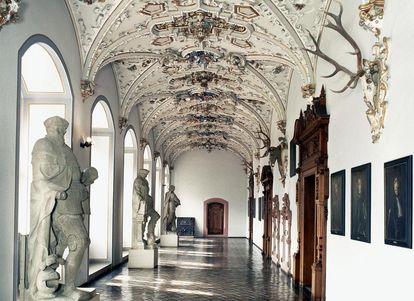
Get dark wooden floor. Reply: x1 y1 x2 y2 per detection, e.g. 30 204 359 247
86 238 310 300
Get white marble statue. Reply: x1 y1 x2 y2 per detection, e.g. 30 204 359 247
27 116 98 301
162 185 181 235
131 169 149 249
132 169 160 249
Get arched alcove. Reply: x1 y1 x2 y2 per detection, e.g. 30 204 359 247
203 198 229 237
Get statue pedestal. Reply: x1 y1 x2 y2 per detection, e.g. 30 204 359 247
79 288 100 301
36 288 99 301
160 234 179 247
128 248 158 269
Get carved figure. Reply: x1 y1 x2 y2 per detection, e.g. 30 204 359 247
281 193 292 274
132 169 160 249
131 169 150 248
144 195 160 248
272 196 281 265
162 185 181 234
27 116 98 300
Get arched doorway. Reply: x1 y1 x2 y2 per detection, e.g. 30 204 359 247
203 198 228 237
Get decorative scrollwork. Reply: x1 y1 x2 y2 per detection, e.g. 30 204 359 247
0 0 19 31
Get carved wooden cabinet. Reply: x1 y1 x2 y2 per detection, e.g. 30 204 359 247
177 217 195 236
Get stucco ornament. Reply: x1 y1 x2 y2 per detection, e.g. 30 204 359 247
0 0 19 30
80 80 95 100
132 169 160 249
358 0 384 37
162 185 181 235
26 116 98 301
79 0 106 4
362 37 389 143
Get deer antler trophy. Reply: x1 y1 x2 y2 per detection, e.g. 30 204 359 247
304 1 389 143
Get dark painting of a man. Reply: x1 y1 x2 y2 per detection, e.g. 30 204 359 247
331 170 345 236
351 163 371 243
384 156 412 248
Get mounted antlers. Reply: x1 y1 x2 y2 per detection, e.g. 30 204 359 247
304 2 365 93
255 124 272 158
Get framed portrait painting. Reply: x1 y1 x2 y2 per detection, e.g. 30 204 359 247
351 163 371 243
384 155 412 248
331 170 345 236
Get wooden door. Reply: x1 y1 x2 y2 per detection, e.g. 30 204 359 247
292 87 329 301
208 202 224 235
261 165 273 258
248 173 254 242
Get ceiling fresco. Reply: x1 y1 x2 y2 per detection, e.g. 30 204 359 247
66 0 332 164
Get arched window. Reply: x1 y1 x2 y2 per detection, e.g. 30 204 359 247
155 157 162 237
18 41 72 236
143 145 152 195
122 129 137 254
89 100 114 274
164 164 170 189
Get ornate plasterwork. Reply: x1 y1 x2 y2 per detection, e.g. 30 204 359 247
358 0 384 37
362 37 389 143
0 0 19 30
80 80 95 99
151 10 248 43
64 0 332 164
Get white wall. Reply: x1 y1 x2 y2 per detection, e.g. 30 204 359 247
173 150 248 237
321 1 414 300
277 1 414 300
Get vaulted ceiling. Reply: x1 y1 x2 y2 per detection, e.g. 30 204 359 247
66 0 331 164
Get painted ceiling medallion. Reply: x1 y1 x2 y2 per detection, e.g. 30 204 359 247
175 90 237 104
190 138 227 152
187 130 228 139
186 114 234 125
0 0 19 30
153 11 247 43
170 71 230 89
359 0 384 36
234 5 259 20
140 3 166 16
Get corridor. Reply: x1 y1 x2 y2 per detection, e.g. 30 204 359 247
87 238 310 300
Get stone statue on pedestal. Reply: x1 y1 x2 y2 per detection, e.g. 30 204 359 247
26 116 98 301
132 169 160 249
162 185 181 235
132 169 149 249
